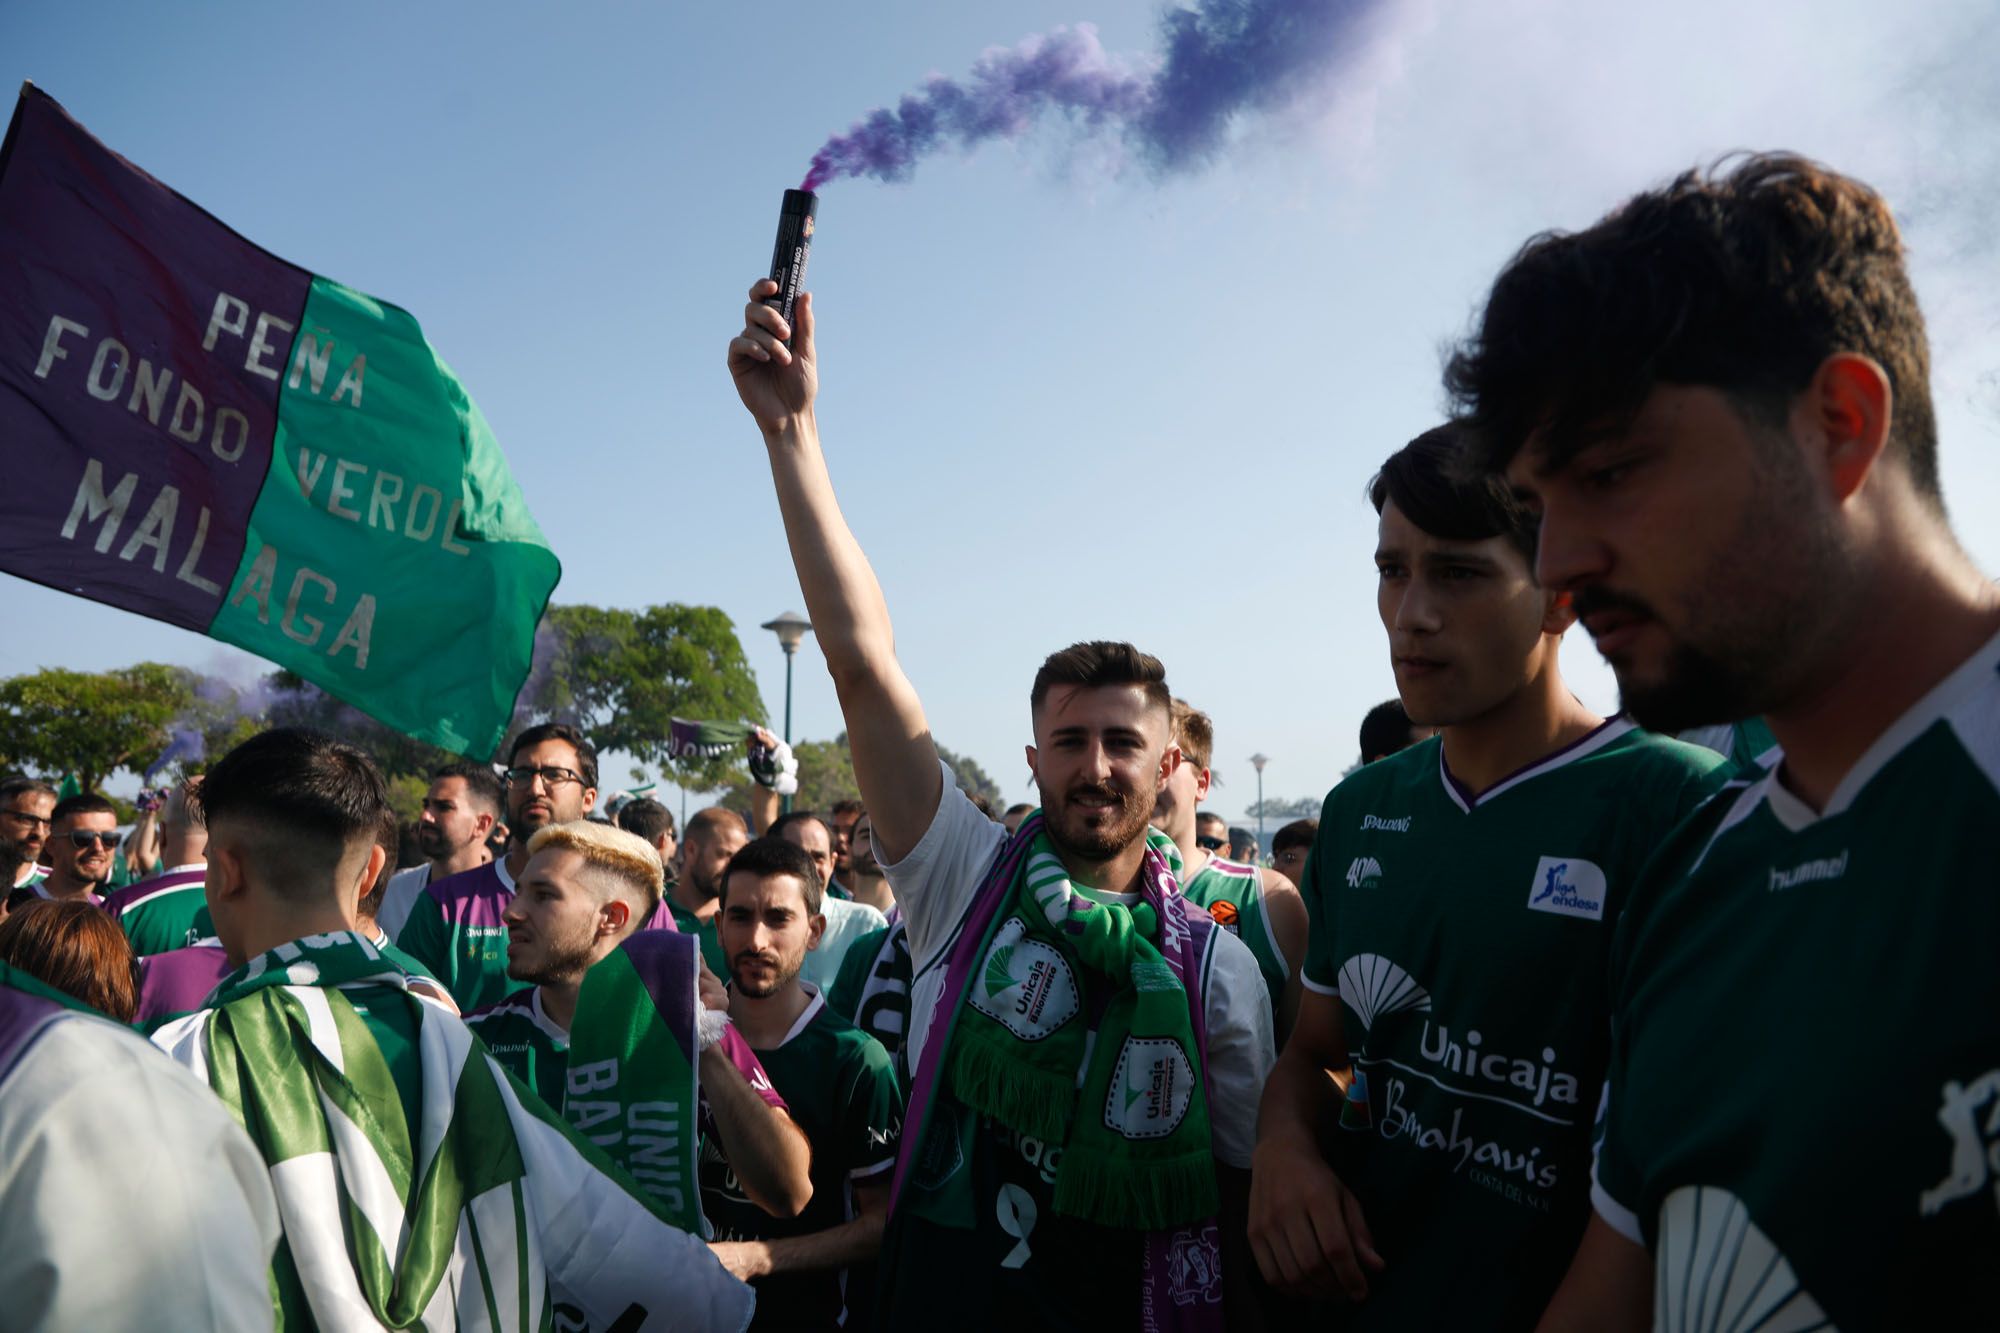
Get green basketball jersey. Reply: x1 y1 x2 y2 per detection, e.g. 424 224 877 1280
668 901 728 978
465 986 569 1111
1183 855 1288 1018
105 866 211 956
700 990 903 1331
1597 634 2000 1330
1679 717 1782 778
1300 720 1729 1329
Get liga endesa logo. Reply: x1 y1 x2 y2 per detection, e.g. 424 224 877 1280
1105 1036 1195 1140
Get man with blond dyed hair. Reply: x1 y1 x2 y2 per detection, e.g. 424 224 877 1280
471 821 814 1222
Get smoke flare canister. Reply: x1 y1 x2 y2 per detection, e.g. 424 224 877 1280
764 189 817 348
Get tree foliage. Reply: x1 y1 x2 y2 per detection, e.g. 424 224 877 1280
0 664 184 792
935 742 1004 808
516 604 766 789
1245 795 1322 819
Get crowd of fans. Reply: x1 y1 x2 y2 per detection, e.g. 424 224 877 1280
1 149 1993 1330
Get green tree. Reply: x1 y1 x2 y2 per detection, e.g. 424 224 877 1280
936 742 1004 809
0 663 186 792
1246 795 1321 819
517 603 766 789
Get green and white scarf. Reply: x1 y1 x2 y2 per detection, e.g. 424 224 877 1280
942 827 1216 1229
152 931 752 1333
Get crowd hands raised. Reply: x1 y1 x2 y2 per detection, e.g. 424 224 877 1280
1 149 1994 1330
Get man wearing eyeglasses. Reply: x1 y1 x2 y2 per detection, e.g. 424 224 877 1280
9 793 120 912
0 777 56 902
400 723 673 1011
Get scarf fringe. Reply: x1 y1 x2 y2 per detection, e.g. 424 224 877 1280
1054 1144 1219 1231
948 1038 1071 1143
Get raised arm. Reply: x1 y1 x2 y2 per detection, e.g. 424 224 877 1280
729 281 941 862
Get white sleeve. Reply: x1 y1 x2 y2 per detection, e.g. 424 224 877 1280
0 1016 281 1332
375 864 431 940
878 760 1009 972
1200 928 1278 1170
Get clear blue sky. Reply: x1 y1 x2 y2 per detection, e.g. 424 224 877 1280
5 0 1997 815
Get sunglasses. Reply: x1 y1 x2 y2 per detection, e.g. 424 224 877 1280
1195 835 1226 851
64 830 118 850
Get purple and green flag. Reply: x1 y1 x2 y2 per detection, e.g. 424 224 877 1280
666 717 752 761
0 86 559 757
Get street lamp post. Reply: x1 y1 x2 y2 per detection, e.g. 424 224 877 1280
761 611 813 814
1249 753 1269 856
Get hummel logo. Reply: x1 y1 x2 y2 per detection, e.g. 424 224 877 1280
1346 857 1384 889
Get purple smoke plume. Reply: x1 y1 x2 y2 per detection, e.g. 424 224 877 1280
801 0 1391 190
143 727 206 785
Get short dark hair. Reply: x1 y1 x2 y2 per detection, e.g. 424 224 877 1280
1170 699 1214 771
1003 803 1035 820
1360 698 1420 763
50 793 117 826
1196 811 1227 833
829 799 864 821
508 722 598 790
1030 641 1171 716
1369 423 1537 568
0 777 57 807
617 797 677 844
199 728 391 899
1272 818 1318 857
1446 153 1937 499
769 810 831 845
720 836 823 916
432 760 504 817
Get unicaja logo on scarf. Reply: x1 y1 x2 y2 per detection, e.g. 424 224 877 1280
968 917 1080 1041
1106 1036 1195 1140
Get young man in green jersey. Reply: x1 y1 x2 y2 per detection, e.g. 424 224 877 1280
467 818 812 1222
108 778 211 954
1453 154 2000 1330
702 836 904 1329
15 793 119 911
729 280 1274 1328
375 761 502 940
1248 426 1729 1329
1155 698 1308 1040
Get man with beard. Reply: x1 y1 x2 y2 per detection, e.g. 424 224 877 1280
828 811 913 1077
10 794 120 912
1248 427 1727 1330
729 279 1273 1326
1154 700 1307 1042
0 777 56 901
828 799 863 889
668 807 750 977
400 725 669 1011
467 820 811 1222
1452 156 2000 1329
375 762 502 940
771 811 887 992
702 837 903 1330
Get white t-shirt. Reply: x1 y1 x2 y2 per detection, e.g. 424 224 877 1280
0 1005 280 1330
801 895 890 993
881 761 1276 1168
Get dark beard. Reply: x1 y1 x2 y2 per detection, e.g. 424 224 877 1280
730 951 802 998
1040 781 1154 862
509 931 599 987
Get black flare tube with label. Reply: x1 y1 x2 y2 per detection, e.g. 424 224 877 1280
763 189 817 348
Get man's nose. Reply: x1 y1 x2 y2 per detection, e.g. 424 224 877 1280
1534 504 1611 593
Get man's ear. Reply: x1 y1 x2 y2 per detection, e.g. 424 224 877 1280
806 909 826 951
475 811 496 838
206 841 246 904
1158 744 1183 790
581 785 599 816
1807 352 1893 504
1023 744 1038 781
1194 766 1213 802
351 843 387 911
601 898 632 937
1542 588 1578 636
